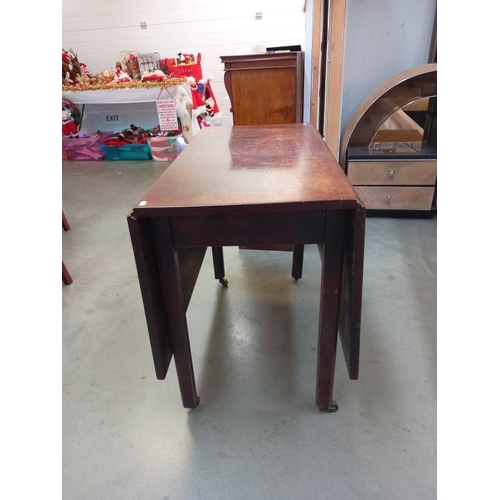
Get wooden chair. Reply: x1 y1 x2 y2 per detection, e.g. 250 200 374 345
62 211 73 285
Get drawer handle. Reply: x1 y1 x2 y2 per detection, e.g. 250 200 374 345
388 169 395 178
386 194 391 202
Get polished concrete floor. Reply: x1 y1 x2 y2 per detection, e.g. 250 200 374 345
63 159 437 500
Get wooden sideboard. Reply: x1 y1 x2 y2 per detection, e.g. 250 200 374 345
220 52 303 126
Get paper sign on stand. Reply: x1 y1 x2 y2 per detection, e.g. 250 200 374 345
156 97 178 131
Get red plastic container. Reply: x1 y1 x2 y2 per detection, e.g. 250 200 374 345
166 53 203 80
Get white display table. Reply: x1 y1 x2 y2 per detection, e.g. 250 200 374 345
62 84 197 140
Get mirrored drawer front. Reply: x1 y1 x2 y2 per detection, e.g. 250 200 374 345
355 187 435 211
347 160 437 186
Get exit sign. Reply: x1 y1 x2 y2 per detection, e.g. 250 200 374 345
101 114 123 125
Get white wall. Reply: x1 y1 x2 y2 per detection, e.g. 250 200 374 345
62 0 306 126
341 0 436 135
62 0 435 133
302 1 314 123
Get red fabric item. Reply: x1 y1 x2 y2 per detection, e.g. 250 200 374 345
104 138 131 147
142 74 164 82
205 81 220 114
62 121 78 137
189 80 220 115
190 87 206 109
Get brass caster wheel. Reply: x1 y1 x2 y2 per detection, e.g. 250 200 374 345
219 278 229 287
320 401 339 413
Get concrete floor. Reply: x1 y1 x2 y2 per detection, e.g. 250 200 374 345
63 159 436 500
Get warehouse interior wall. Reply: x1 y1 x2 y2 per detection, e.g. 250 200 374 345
340 0 436 135
62 0 307 126
62 0 435 132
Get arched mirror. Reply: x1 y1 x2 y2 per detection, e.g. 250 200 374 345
340 64 437 168
340 64 437 213
369 97 437 156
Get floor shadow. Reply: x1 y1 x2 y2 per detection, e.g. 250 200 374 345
187 251 299 421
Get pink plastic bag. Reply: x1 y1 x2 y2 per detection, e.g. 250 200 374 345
62 132 114 160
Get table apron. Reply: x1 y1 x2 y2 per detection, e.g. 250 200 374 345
168 211 327 248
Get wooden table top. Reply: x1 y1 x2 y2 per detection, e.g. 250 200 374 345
133 124 361 216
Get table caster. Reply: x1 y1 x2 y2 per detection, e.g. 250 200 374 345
188 397 201 410
320 401 339 413
219 278 229 287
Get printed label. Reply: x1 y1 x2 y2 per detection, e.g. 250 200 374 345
156 99 178 131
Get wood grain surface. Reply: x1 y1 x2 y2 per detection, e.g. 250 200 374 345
133 124 361 217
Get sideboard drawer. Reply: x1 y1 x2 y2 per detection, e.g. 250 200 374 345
355 186 435 211
347 160 437 186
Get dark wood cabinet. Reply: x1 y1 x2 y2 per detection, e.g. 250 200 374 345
220 52 304 126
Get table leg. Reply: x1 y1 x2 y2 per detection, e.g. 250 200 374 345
212 246 228 286
292 244 304 280
62 261 73 285
62 211 71 231
316 212 346 412
152 218 200 409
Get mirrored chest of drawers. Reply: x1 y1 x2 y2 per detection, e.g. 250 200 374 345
346 145 437 213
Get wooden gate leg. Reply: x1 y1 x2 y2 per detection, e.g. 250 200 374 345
316 212 346 412
212 246 228 286
292 244 304 280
